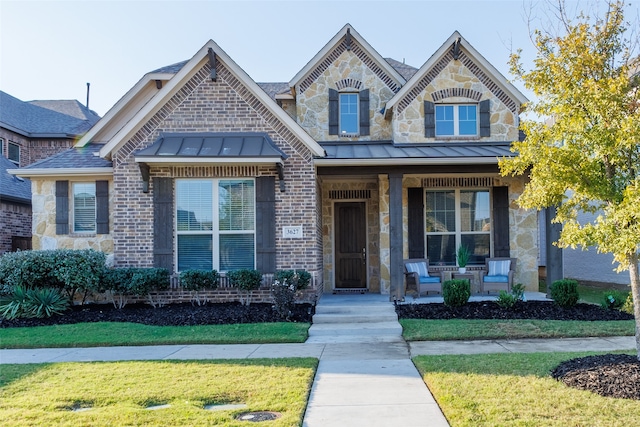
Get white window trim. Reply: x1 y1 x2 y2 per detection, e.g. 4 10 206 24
339 92 359 136
424 188 492 265
435 104 478 137
71 182 97 234
175 178 256 272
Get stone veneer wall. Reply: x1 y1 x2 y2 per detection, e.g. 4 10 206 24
321 179 380 292
109 60 322 286
295 42 397 142
377 174 538 293
30 179 114 253
393 54 519 144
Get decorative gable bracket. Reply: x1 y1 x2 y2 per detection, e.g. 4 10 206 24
451 37 462 60
208 48 217 81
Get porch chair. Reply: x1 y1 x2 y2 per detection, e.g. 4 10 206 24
403 258 443 297
480 257 516 293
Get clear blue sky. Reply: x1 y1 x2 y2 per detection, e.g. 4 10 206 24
1 0 638 116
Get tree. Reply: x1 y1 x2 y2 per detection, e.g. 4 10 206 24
501 0 640 359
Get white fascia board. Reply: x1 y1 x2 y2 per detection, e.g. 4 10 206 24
134 156 284 165
313 157 505 167
77 75 158 148
8 167 113 178
289 24 406 90
99 40 325 159
386 31 528 113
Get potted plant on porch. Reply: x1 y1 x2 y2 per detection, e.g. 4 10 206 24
456 245 471 274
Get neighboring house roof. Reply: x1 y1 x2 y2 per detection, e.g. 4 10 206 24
289 24 407 95
135 132 288 164
316 141 514 166
77 39 325 159
13 143 112 177
0 91 100 137
385 58 418 81
385 31 528 115
0 155 31 204
257 82 290 100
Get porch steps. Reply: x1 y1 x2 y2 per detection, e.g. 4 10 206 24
306 294 404 344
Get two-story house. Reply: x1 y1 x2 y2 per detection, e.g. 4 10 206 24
14 24 536 300
0 91 100 253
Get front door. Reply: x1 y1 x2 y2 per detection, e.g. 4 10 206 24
335 202 367 289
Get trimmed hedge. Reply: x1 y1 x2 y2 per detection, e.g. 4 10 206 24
550 279 580 308
442 279 471 307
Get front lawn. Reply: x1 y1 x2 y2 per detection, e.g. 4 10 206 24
400 318 635 341
0 322 310 349
414 352 639 426
0 358 317 426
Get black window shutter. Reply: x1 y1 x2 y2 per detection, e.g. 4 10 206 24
329 88 339 135
96 180 109 234
479 99 490 137
55 180 69 235
408 187 425 258
255 176 276 273
153 177 174 271
492 186 510 257
359 89 370 136
424 101 435 137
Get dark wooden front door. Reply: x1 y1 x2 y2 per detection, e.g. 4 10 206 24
335 202 367 289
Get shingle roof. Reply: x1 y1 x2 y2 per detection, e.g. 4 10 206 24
28 99 100 122
385 58 418 81
257 82 290 100
320 140 514 162
135 132 288 160
0 91 100 137
150 60 188 74
22 143 112 170
0 156 31 203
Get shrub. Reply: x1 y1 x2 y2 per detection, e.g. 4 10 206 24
274 269 312 290
600 289 628 310
621 293 634 315
550 279 579 307
271 277 297 320
102 268 170 308
496 290 518 309
228 269 262 306
0 249 106 303
442 279 470 307
0 286 69 319
179 269 219 305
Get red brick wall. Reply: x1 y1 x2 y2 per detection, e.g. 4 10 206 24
0 201 31 254
109 61 323 288
0 128 74 167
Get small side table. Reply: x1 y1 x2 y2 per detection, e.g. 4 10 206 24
452 272 476 291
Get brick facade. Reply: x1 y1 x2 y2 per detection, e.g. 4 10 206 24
0 201 31 253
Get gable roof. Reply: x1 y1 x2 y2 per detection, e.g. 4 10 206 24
79 40 325 159
0 155 31 204
0 91 100 137
289 24 407 96
13 143 113 178
384 31 528 115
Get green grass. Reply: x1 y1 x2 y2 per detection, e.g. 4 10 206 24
400 318 635 341
414 351 639 426
0 322 310 349
0 358 317 426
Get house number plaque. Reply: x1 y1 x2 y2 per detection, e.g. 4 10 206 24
282 226 303 238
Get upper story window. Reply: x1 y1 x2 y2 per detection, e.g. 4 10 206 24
8 142 20 165
339 93 359 134
425 99 490 138
72 182 97 233
328 88 370 136
0 138 4 156
436 105 477 136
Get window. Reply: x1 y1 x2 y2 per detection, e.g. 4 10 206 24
72 183 96 233
435 105 477 136
0 138 4 156
339 93 359 134
176 179 255 272
425 189 491 265
8 142 20 165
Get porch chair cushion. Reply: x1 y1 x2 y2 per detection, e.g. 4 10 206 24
488 260 511 277
405 262 430 278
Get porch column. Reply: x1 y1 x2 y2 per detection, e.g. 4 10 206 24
389 173 404 301
545 205 563 297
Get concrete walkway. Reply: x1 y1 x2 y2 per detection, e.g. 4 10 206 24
0 293 636 427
